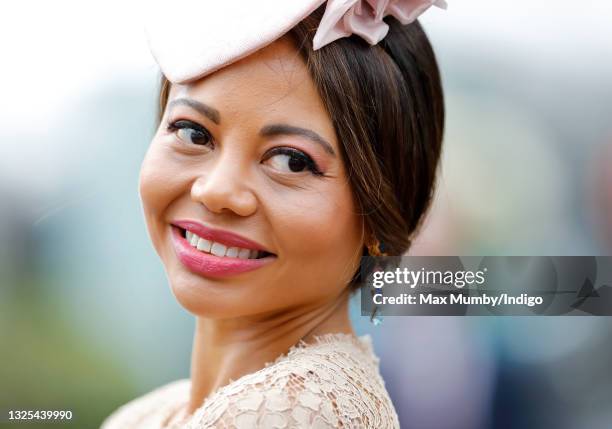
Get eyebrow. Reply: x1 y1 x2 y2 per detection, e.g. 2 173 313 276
260 124 336 156
167 98 221 124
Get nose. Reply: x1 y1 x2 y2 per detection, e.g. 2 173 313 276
190 152 258 217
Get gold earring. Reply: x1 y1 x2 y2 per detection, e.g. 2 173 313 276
367 238 388 257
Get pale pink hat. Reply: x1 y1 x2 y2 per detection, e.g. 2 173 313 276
145 0 447 84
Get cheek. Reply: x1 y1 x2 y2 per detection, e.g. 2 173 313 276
271 181 363 289
138 143 183 255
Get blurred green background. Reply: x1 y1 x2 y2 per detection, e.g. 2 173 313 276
1 1 611 428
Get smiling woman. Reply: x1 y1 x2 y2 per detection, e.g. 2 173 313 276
101 1 444 428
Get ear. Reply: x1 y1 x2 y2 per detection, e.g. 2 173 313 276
357 218 369 251
362 222 377 249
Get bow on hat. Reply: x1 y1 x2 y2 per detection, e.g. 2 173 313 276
145 0 446 84
313 0 447 49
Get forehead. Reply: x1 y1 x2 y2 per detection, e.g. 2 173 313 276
167 37 328 123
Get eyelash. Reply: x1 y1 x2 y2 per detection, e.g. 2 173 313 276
166 119 213 148
165 119 325 177
262 147 324 176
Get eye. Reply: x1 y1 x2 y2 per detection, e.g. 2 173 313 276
262 147 323 176
166 120 213 147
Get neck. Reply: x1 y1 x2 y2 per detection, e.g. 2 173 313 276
186 287 355 413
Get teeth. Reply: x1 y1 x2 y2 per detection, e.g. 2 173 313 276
210 242 227 257
196 238 212 252
238 248 251 259
183 229 268 259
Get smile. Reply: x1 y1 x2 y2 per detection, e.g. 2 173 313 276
184 229 271 259
169 220 276 278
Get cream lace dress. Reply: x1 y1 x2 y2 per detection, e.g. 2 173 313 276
100 333 399 428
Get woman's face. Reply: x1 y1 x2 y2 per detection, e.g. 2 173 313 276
139 37 364 318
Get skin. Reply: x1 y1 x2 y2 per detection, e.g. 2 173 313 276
139 36 365 415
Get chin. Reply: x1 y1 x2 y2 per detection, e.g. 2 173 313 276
166 273 228 318
165 266 270 318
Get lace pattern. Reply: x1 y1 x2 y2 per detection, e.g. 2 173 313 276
101 333 399 429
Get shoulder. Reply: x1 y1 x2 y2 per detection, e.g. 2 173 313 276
100 379 189 429
188 334 399 429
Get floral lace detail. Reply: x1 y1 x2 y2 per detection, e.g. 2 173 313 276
101 333 399 429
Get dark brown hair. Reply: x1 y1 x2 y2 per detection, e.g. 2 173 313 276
157 6 444 291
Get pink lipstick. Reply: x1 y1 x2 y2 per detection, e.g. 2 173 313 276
169 220 275 278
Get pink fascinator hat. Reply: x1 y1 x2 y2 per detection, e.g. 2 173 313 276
145 0 447 84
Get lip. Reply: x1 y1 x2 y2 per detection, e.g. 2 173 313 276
172 219 272 253
169 222 276 278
